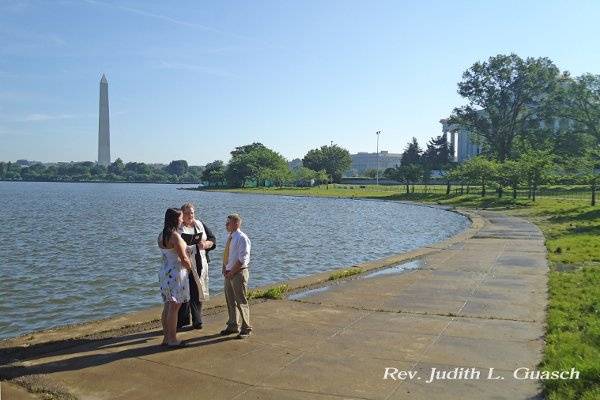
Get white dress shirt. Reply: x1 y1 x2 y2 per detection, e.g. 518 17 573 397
224 229 251 271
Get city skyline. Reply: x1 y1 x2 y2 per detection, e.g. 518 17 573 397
1 1 600 165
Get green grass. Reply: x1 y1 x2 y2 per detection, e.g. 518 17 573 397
541 267 600 400
220 187 600 399
215 183 594 202
248 284 288 300
328 267 364 281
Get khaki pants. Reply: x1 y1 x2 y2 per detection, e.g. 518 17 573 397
224 268 251 331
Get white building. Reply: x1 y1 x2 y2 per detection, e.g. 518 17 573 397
440 119 482 162
349 151 403 175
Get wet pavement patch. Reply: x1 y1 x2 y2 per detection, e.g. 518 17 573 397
361 259 423 278
287 259 424 301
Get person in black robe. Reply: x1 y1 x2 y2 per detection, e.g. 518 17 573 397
177 203 216 329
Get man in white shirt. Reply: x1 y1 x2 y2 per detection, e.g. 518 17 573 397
220 213 252 339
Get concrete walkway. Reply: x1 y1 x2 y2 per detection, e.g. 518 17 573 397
1 210 548 400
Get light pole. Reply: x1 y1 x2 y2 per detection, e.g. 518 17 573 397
375 130 382 185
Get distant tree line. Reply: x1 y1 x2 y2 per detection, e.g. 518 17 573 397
0 142 351 188
0 159 204 183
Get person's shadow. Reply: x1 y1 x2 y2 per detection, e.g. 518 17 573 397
0 330 235 381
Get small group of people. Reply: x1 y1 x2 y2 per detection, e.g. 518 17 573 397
157 202 252 348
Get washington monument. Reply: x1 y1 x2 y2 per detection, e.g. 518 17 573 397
97 74 110 166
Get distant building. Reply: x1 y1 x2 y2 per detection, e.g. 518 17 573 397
349 151 403 175
440 119 482 162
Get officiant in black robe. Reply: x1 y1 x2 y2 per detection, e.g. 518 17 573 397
178 203 216 329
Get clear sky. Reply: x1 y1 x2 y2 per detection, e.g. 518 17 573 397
1 0 600 165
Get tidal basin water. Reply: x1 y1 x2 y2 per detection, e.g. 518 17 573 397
0 182 469 339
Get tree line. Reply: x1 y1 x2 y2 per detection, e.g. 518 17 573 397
0 159 204 183
200 142 351 188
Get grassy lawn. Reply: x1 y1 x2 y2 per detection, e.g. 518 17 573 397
215 186 599 399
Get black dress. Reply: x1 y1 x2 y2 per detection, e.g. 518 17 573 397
177 221 216 328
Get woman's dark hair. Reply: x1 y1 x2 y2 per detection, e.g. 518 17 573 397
162 208 182 247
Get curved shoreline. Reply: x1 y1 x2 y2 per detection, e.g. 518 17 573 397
0 202 479 351
2 209 550 400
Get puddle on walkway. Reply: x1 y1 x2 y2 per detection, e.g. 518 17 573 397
287 286 331 301
287 259 424 301
361 259 423 278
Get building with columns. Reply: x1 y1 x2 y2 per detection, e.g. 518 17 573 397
440 118 482 162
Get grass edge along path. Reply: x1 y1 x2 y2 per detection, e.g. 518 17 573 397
211 186 599 400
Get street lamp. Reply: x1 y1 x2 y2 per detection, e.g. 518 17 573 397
376 130 383 185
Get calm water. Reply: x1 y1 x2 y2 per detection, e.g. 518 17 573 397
0 182 469 339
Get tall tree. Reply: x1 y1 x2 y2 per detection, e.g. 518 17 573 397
422 135 453 170
449 54 560 161
552 74 600 142
401 137 422 166
202 160 225 187
166 160 188 176
225 144 288 188
302 144 352 183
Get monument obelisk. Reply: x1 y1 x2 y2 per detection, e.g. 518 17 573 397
97 74 111 166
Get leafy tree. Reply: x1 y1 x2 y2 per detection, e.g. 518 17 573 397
519 150 554 201
439 164 455 195
302 144 352 183
574 149 600 206
449 54 560 161
166 160 188 176
125 162 151 175
384 164 423 194
551 73 600 142
498 160 524 199
108 158 125 175
401 137 422 166
202 160 225 187
461 156 498 196
293 167 328 186
91 164 107 177
259 167 292 187
225 143 289 188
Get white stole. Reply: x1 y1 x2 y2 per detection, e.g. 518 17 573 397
185 220 210 301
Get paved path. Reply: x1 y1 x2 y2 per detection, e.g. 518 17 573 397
1 210 548 400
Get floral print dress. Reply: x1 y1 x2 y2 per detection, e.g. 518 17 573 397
158 247 190 303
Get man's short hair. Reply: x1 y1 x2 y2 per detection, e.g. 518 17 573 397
181 202 195 212
227 213 242 223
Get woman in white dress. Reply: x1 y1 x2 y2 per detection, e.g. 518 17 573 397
158 208 192 348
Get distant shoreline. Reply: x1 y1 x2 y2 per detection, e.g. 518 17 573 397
0 179 200 185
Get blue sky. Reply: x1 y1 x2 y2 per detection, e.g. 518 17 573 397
1 0 600 165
